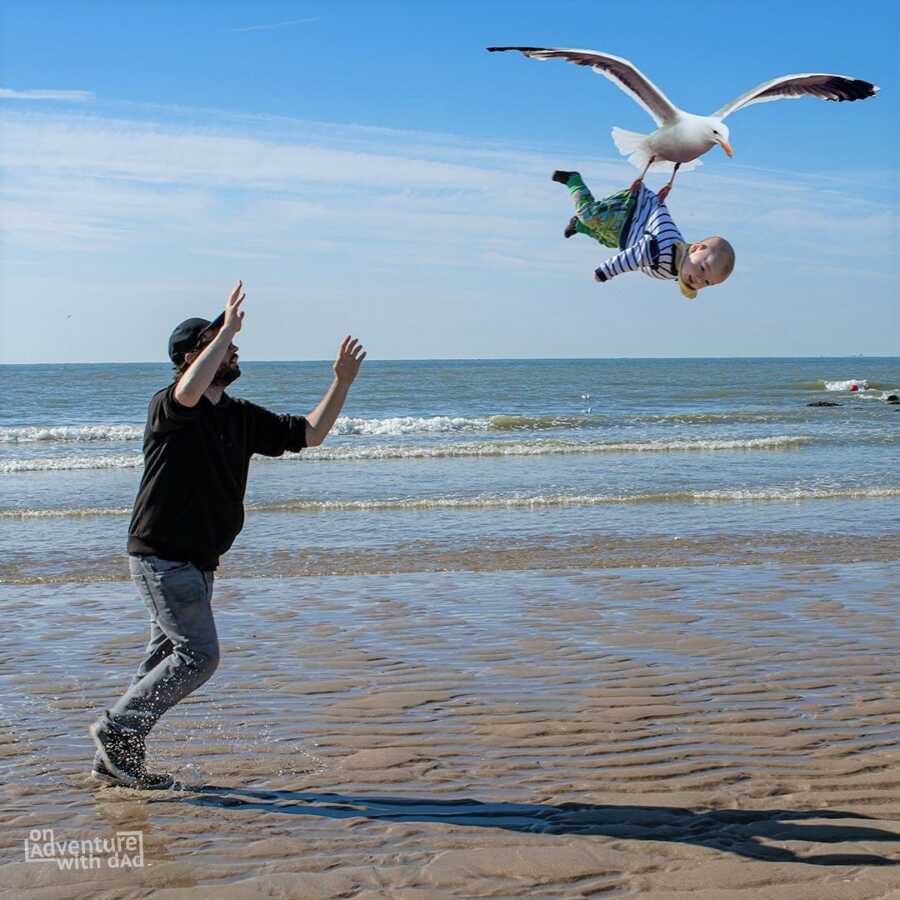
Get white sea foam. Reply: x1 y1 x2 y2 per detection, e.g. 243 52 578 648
0 435 814 473
857 389 900 402
251 486 900 512
0 409 853 446
0 416 501 442
299 435 814 461
0 454 143 473
333 414 600 434
6 484 897 518
688 486 900 502
0 506 132 518
0 413 598 444
332 415 489 435
824 379 868 392
0 425 143 443
0 418 491 443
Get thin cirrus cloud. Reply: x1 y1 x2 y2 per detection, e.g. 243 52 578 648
1 106 893 270
0 88 94 102
0 101 895 363
230 17 319 33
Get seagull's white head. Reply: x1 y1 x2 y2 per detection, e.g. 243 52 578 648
707 118 733 158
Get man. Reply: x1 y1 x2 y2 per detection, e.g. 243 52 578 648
90 281 366 788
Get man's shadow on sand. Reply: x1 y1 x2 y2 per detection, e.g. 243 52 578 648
154 786 900 866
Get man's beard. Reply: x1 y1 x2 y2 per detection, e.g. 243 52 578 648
212 361 241 387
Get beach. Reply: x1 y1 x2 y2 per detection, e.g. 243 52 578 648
2 356 900 896
3 562 900 897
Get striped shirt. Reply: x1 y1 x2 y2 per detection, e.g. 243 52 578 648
595 185 684 284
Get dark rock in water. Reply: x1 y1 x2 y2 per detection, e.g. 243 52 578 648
886 395 899 404
807 400 840 407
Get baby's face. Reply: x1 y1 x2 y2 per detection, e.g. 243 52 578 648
681 242 729 293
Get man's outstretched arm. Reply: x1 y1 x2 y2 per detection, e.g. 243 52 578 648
305 336 367 447
174 281 245 407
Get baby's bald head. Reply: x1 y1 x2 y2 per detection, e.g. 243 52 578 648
702 237 735 282
681 237 735 294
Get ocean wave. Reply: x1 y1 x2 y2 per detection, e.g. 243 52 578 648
857 390 900 402
332 415 489 435
0 506 132 518
791 379 885 392
631 412 804 425
5 485 897 519
5 406 879 447
251 486 900 511
824 379 872 392
0 419 483 442
302 436 814 460
689 486 900 502
335 414 600 434
0 435 814 473
487 414 593 430
0 454 143 473
0 413 597 444
0 425 143 444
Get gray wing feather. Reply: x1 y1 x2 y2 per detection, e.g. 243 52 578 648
488 46 680 126
714 73 878 119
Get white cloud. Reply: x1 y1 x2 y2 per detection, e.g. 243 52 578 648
231 17 319 33
0 88 94 102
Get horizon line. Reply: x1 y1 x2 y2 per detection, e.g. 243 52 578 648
1 353 896 367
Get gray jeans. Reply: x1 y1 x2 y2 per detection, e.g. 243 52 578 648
100 555 220 738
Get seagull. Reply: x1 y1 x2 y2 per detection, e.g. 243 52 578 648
488 46 878 201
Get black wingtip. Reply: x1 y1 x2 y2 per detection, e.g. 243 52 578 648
832 78 879 101
849 78 879 100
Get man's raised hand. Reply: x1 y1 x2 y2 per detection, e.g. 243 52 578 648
223 280 246 336
333 336 366 387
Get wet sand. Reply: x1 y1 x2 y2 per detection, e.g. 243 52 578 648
3 562 900 898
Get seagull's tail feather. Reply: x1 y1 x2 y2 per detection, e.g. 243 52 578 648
611 126 703 174
611 127 652 170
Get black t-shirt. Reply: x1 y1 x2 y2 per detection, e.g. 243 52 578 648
127 384 308 570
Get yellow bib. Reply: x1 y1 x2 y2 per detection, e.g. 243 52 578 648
673 242 697 300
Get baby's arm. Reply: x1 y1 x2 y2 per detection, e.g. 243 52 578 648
594 234 657 283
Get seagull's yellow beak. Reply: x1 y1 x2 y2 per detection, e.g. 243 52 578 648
717 138 734 158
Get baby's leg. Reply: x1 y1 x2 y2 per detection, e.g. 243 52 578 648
555 172 626 247
567 176 615 241
564 173 597 219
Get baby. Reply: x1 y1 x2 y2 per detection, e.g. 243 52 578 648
553 171 734 298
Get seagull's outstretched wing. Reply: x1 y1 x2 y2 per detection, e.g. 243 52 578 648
714 73 878 119
487 46 680 126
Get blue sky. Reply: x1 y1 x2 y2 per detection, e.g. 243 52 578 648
1 0 897 362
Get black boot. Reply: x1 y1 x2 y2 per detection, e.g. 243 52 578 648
90 721 174 790
564 216 579 239
552 170 578 185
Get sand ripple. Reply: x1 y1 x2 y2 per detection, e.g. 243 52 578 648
2 562 900 896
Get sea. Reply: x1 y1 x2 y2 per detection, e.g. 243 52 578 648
1 357 898 584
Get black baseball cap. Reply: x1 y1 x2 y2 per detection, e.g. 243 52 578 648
168 311 226 364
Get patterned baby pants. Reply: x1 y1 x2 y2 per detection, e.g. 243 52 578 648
566 175 637 249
